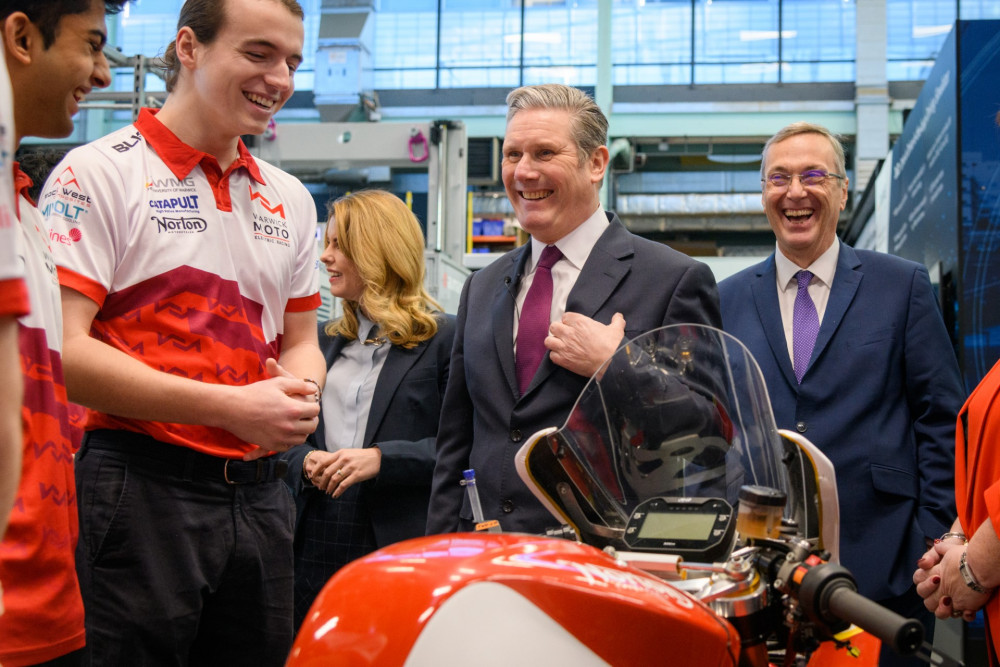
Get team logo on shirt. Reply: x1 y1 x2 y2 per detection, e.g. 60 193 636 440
249 185 290 247
40 166 94 222
249 186 285 219
152 215 208 234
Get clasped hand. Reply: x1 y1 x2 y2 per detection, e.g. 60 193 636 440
303 448 382 498
234 358 320 460
913 540 989 621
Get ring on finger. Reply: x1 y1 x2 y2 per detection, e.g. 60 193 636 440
334 468 344 476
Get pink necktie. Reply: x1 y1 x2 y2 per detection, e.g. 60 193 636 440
516 245 563 394
793 270 819 384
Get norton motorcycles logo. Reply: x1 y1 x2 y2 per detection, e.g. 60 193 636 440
40 166 93 222
152 215 208 234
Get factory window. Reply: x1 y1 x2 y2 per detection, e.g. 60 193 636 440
781 0 856 82
108 0 1000 94
112 0 323 91
612 1 693 85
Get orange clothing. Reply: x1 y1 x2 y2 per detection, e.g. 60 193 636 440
956 357 1000 657
0 168 84 666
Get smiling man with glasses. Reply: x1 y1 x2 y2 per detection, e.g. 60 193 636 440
719 121 964 667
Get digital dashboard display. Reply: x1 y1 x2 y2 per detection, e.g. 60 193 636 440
637 511 717 541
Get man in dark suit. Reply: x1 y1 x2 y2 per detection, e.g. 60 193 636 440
719 122 964 665
426 83 722 535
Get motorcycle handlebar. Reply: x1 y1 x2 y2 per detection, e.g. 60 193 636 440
825 584 923 655
794 562 923 656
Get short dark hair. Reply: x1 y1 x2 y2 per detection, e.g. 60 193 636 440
14 147 68 202
1 1 129 49
160 0 305 93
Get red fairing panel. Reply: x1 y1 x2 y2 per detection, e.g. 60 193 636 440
288 534 740 667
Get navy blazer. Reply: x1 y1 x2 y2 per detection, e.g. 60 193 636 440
426 213 722 535
284 314 455 547
719 242 964 600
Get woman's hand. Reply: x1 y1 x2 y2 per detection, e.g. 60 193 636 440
915 540 991 621
307 447 383 498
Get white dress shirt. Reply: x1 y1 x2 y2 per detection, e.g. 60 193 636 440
322 311 390 451
513 206 609 348
774 240 840 365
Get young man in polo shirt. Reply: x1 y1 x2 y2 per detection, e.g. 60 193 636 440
0 52 23 553
1 2 128 665
40 0 325 663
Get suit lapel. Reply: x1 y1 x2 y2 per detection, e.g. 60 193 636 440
809 242 862 373
495 248 528 398
750 256 797 388
564 218 633 319
363 341 426 447
524 217 633 395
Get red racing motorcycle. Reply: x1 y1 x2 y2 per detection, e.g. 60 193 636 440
286 325 958 667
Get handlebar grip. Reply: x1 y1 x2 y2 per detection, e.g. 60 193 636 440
795 562 924 656
825 582 924 655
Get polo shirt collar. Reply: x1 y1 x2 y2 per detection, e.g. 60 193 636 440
12 163 34 203
134 108 266 185
12 162 35 216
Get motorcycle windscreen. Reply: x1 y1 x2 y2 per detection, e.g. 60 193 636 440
526 324 790 541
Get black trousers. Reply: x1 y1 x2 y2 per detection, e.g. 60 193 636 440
75 431 296 667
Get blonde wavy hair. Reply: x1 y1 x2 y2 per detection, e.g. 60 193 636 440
324 190 441 348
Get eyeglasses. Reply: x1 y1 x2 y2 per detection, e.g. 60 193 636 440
762 169 845 189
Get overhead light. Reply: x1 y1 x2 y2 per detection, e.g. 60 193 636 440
740 30 797 41
707 154 761 164
913 25 952 38
503 32 563 45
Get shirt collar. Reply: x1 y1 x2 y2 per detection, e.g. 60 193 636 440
775 238 840 292
12 162 35 209
527 204 609 273
134 108 265 185
356 310 377 342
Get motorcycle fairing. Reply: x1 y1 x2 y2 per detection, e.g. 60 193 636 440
288 534 739 667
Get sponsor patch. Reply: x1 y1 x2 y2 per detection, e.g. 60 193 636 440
148 195 201 213
153 215 208 234
41 166 93 221
49 227 82 246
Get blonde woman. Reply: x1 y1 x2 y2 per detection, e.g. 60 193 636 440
282 190 455 628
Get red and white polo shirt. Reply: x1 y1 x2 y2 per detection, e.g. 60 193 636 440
40 108 321 458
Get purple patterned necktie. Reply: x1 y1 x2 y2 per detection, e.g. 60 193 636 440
516 245 563 394
792 270 819 384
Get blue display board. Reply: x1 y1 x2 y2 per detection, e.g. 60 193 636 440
889 20 1000 389
889 28 958 275
957 21 1000 388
